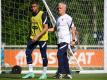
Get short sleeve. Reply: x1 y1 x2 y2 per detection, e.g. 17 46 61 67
67 16 73 28
71 22 75 28
42 12 48 24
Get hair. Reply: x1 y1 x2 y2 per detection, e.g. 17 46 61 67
31 0 39 5
58 2 67 8
58 2 67 11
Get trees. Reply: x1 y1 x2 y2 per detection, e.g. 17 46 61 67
67 0 104 45
2 0 104 45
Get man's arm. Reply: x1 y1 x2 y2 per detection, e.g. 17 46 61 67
71 26 76 41
33 24 48 41
32 12 48 42
48 27 56 32
71 24 76 46
38 24 48 37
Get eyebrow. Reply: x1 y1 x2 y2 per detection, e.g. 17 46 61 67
58 6 62 8
32 6 36 7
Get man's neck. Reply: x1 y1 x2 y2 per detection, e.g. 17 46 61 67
60 12 66 16
32 10 39 16
36 9 39 13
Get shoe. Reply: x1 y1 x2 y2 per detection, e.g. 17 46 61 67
39 73 47 79
22 72 35 79
53 73 63 79
63 74 72 79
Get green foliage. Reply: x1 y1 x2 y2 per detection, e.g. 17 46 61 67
2 0 104 45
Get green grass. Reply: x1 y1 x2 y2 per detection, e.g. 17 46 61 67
0 73 107 80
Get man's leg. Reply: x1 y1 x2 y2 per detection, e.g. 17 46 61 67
54 52 71 78
63 52 71 74
53 42 68 79
22 40 37 79
38 41 48 79
63 52 72 79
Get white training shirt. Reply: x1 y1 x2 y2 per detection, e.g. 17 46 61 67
56 14 74 44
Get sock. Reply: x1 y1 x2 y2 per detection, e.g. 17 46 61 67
42 67 47 74
28 64 33 73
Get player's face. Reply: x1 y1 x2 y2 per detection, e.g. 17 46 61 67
31 4 39 12
57 4 66 15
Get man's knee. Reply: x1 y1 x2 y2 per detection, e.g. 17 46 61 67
57 50 64 57
25 48 32 55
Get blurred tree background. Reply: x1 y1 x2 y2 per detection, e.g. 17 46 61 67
1 0 104 45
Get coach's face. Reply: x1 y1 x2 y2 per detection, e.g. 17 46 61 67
57 3 66 15
31 4 39 13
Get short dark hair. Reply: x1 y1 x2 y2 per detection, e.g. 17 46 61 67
31 0 39 5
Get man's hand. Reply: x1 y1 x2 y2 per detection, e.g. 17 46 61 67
71 40 76 47
32 35 40 42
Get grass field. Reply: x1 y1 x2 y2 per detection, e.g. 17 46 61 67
0 73 107 80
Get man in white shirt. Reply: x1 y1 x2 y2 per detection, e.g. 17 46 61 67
48 2 76 79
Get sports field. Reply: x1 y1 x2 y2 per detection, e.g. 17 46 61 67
0 73 107 80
